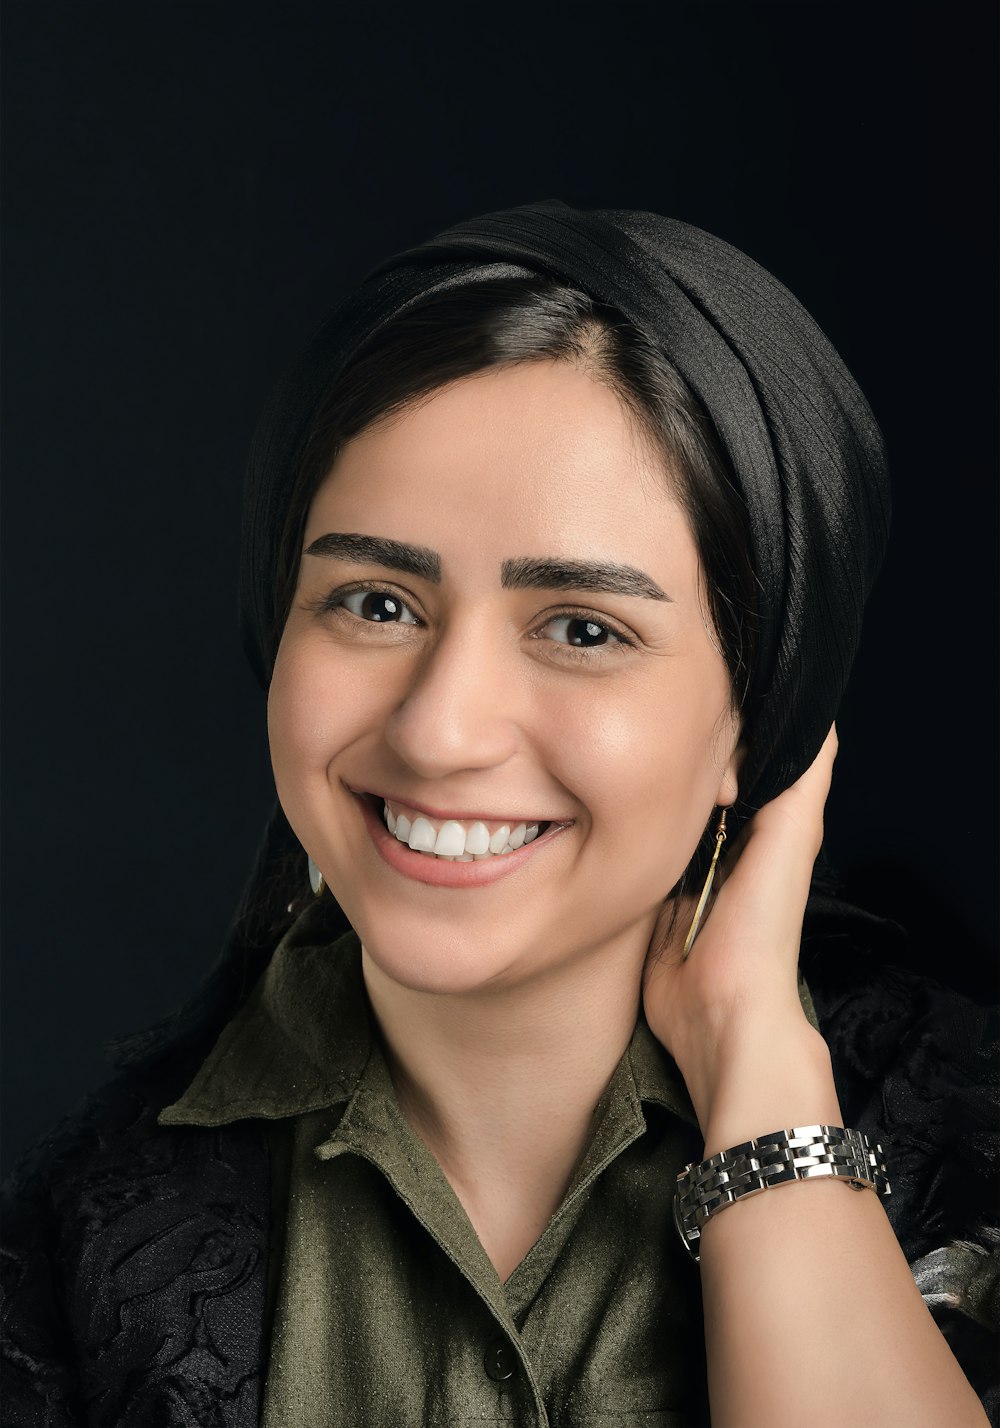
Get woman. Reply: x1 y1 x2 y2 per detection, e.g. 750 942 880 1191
3 200 996 1425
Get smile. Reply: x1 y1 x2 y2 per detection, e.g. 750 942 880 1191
381 798 547 860
351 790 571 889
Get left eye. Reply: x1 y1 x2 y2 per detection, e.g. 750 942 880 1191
541 616 623 648
338 589 420 624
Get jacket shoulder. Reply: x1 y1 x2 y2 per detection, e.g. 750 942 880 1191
2 1059 270 1427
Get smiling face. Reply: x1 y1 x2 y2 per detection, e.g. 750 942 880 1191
267 359 741 996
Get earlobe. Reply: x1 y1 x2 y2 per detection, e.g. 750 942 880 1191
715 737 745 808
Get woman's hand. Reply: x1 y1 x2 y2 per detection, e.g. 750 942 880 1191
641 724 841 1143
646 727 991 1427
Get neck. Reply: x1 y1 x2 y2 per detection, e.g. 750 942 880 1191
359 925 650 1265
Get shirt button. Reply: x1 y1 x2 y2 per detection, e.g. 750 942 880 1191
483 1338 517 1382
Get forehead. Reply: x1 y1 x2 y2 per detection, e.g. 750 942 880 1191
304 361 698 583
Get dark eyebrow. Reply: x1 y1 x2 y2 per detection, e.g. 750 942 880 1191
501 557 671 602
303 532 441 582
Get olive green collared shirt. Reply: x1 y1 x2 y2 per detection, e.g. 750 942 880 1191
159 904 821 1427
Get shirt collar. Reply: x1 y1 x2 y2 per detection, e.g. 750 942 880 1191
158 902 815 1134
158 900 373 1127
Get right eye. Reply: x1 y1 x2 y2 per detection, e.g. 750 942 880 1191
327 586 421 625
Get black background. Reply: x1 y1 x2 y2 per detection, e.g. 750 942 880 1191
3 1 997 1178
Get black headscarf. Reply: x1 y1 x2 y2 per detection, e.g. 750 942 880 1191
241 198 890 813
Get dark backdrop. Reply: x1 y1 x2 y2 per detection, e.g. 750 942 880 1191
3 1 997 1178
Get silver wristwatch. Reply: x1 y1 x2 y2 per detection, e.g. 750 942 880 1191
673 1124 891 1263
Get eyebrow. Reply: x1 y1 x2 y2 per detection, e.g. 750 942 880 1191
501 557 671 602
304 532 441 582
303 532 671 602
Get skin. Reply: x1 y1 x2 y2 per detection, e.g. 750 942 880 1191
268 359 986 1425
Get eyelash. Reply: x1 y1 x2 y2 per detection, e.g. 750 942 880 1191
314 582 638 661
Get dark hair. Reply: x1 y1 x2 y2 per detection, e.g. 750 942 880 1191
274 276 758 717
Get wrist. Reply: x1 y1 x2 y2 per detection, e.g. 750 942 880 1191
692 1022 841 1157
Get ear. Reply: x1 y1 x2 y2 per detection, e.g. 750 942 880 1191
714 735 745 808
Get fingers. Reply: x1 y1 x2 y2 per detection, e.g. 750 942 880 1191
657 724 840 955
790 722 838 801
819 720 839 764
720 725 837 890
767 723 839 808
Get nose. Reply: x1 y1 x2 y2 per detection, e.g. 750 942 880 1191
383 618 522 780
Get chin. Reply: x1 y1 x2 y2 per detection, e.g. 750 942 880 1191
354 911 530 998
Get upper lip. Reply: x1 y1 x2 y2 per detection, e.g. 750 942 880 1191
350 786 570 826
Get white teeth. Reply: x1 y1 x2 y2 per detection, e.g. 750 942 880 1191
407 817 437 852
381 799 549 861
433 820 467 857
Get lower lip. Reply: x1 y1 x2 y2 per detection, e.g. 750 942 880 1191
354 793 571 888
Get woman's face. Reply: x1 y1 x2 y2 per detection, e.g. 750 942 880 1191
268 360 740 995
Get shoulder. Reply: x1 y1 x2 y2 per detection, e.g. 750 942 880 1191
2 1054 270 1425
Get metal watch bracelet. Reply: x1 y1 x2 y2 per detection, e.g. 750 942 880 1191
673 1124 891 1263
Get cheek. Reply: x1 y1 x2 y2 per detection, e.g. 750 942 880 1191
561 675 731 847
267 636 375 785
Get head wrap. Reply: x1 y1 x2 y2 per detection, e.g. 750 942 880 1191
242 198 889 815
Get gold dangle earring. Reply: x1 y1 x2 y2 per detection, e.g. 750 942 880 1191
308 855 326 897
681 808 728 960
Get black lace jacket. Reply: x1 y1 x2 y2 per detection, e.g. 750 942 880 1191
2 902 997 1426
